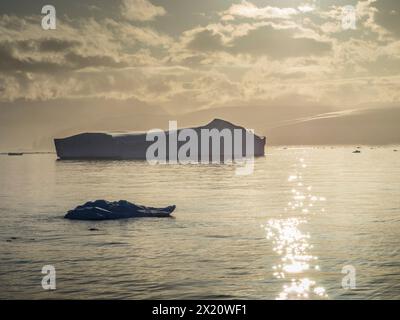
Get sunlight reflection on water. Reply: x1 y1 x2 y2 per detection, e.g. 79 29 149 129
264 156 328 300
1 148 400 299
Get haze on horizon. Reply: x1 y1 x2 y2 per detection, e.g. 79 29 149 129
0 0 399 150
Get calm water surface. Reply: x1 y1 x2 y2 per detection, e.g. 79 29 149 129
0 147 399 299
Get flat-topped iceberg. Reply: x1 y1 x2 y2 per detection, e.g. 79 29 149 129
65 200 175 220
54 119 266 160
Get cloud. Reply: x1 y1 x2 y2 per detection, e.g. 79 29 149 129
0 0 399 114
37 38 81 52
229 25 331 58
371 0 400 37
184 24 331 59
220 1 308 21
0 41 69 74
105 19 172 47
186 29 226 52
64 52 127 69
121 0 166 21
0 38 127 74
0 14 173 75
0 13 173 101
6 38 80 53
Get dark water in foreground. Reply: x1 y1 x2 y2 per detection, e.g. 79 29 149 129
0 147 399 299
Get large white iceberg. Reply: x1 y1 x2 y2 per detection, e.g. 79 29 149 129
54 119 266 160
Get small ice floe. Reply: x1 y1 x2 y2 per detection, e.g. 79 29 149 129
65 200 176 221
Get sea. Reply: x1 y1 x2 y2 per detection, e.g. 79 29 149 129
0 146 399 299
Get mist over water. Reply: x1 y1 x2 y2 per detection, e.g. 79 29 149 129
0 147 399 299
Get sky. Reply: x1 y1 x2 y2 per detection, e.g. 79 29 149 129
0 0 399 148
